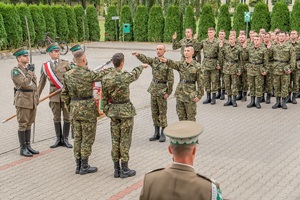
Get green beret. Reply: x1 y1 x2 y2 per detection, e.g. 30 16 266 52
70 44 82 52
46 44 60 53
13 48 28 57
164 121 204 145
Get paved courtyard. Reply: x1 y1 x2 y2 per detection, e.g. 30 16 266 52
0 42 299 200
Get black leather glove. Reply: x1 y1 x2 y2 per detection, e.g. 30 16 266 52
27 64 35 72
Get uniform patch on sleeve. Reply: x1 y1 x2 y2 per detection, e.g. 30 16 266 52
12 69 19 76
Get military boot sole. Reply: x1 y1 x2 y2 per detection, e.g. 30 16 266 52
50 141 63 148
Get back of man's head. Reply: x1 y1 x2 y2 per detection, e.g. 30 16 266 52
112 53 124 68
170 144 196 158
73 50 85 66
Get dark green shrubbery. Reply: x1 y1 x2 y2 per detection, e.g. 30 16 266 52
74 5 89 42
232 3 249 34
217 4 231 38
271 0 290 31
291 0 300 32
148 5 164 42
251 2 271 32
16 3 35 46
51 5 69 42
64 5 78 42
105 6 118 41
198 3 215 41
183 5 196 36
0 14 8 50
29 4 46 43
86 5 100 41
119 5 133 41
164 5 181 42
133 5 148 42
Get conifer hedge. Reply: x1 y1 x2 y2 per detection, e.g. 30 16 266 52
119 5 133 41
183 5 196 37
74 5 89 42
290 0 300 32
52 5 69 42
164 5 181 42
133 5 148 42
232 3 249 34
217 4 231 38
105 5 118 41
251 3 271 32
86 5 100 41
198 3 215 41
64 5 78 42
148 5 164 42
16 3 35 46
39 4 56 41
0 14 7 50
271 0 290 31
29 4 46 43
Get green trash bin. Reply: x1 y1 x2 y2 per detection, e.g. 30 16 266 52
123 24 130 33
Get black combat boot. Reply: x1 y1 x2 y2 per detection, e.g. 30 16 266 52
113 161 120 178
75 159 81 174
50 122 63 148
159 127 166 142
236 91 242 100
216 89 221 99
266 93 271 104
282 97 287 109
62 122 73 148
261 94 265 102
223 95 232 106
297 89 300 98
25 130 39 154
211 93 216 105
18 131 32 157
149 126 160 141
203 93 211 104
287 92 292 103
272 97 281 109
232 95 237 107
247 96 256 108
242 92 247 101
120 162 136 178
255 97 261 109
220 90 225 100
292 93 297 104
79 158 98 175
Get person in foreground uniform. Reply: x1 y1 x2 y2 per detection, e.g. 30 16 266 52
37 44 73 148
101 53 148 178
139 121 223 200
11 48 39 157
61 50 111 175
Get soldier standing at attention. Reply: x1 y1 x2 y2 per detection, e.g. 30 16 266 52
172 28 201 63
238 33 249 101
219 35 242 107
11 48 39 157
61 50 111 175
37 44 73 148
288 30 299 103
263 33 274 104
217 30 227 100
139 121 223 200
101 53 148 178
269 31 295 109
159 46 203 121
132 44 174 143
196 28 220 105
242 35 268 109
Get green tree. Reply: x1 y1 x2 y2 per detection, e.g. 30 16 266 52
271 0 290 31
183 5 196 36
148 4 164 42
64 5 78 42
0 3 23 49
232 3 249 34
16 3 36 46
133 5 148 42
74 5 89 42
251 2 270 32
290 0 300 33
39 4 56 41
0 14 8 50
164 5 181 42
29 4 46 43
119 5 133 41
217 4 231 38
51 5 69 42
105 5 118 41
197 3 215 41
86 5 100 41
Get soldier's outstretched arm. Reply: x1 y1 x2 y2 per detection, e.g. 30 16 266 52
90 67 113 82
162 58 180 71
135 53 155 66
123 65 147 83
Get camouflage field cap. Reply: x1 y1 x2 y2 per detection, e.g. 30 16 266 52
164 121 203 145
46 44 60 53
70 44 82 52
13 48 28 57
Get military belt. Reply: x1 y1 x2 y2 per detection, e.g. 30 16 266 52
17 89 33 92
204 56 217 59
226 60 238 63
249 62 263 65
180 79 195 84
152 78 167 84
274 60 289 63
111 100 130 104
71 96 93 101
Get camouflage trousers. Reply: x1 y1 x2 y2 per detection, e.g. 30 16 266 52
49 101 70 123
110 117 134 162
16 106 37 131
248 74 264 97
289 71 299 93
237 70 248 92
151 95 167 127
218 71 225 90
224 74 238 96
263 73 273 94
73 119 97 160
203 69 219 93
273 74 290 98
176 99 196 121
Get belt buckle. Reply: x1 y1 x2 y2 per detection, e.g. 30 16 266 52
182 79 186 83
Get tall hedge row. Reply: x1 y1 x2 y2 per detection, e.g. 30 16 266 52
271 0 290 31
64 5 78 42
29 4 46 43
232 3 249 34
217 4 231 38
251 3 271 32
0 14 7 50
74 5 89 42
197 3 215 41
148 5 164 42
86 5 100 41
105 5 118 41
133 5 148 42
183 5 196 36
290 0 300 33
119 5 133 41
52 5 69 42
16 3 35 46
164 5 181 42
39 4 56 41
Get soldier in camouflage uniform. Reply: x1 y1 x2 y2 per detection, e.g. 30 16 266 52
132 44 174 143
217 30 227 100
172 28 201 63
237 33 249 101
196 28 220 105
269 31 295 109
160 46 203 121
263 33 274 104
61 51 111 175
219 35 242 107
242 35 268 109
102 53 148 178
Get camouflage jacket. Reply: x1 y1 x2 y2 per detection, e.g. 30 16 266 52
136 54 174 97
172 38 201 63
242 45 268 76
61 65 112 122
219 44 242 75
196 38 219 70
166 59 203 102
289 40 300 70
101 66 144 118
269 42 296 75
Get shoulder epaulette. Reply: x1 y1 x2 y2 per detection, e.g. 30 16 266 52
197 173 213 182
146 168 164 174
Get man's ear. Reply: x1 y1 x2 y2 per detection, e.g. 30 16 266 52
168 145 172 155
192 146 196 156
